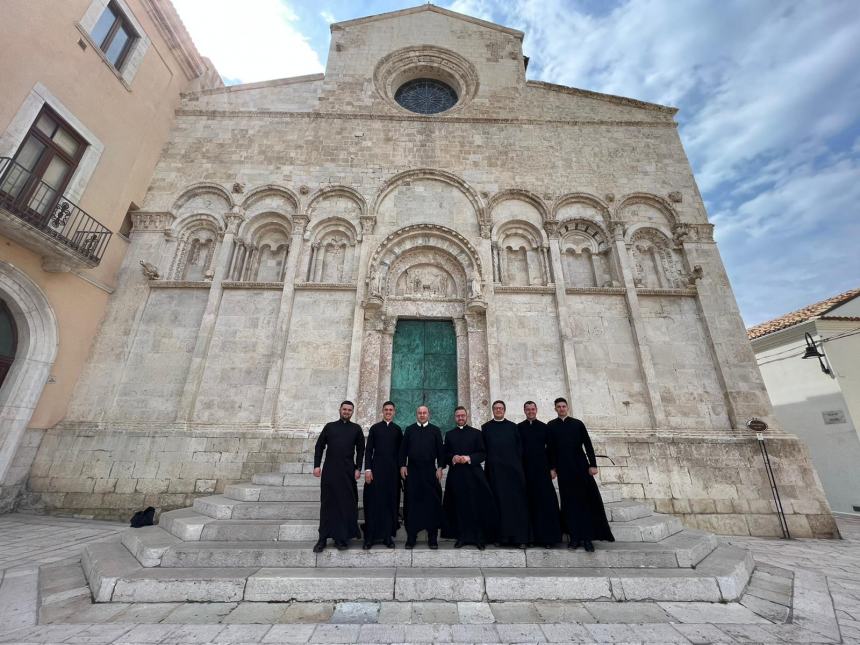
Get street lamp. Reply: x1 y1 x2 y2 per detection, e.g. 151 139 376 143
801 332 831 375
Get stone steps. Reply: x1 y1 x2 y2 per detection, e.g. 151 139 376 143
82 539 752 603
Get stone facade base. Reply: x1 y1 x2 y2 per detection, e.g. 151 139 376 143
20 423 838 538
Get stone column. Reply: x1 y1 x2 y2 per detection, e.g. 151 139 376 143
477 237 501 398
464 311 490 423
227 240 245 281
376 316 396 410
176 208 244 422
491 242 501 283
454 317 470 413
540 245 552 284
313 244 326 282
544 221 583 414
345 216 376 404
609 221 667 429
355 309 384 429
260 214 308 425
679 224 769 429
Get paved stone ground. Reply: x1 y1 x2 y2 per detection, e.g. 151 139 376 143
0 511 857 644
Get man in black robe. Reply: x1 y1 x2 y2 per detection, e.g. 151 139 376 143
312 401 365 552
362 400 402 549
547 397 614 552
481 400 530 547
518 401 562 548
442 406 497 550
399 405 444 549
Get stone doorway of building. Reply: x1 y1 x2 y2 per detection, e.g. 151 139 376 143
390 319 457 431
0 299 16 390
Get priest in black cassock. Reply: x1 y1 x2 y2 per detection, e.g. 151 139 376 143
312 401 365 552
441 406 498 550
362 400 402 550
547 397 614 552
518 401 562 548
399 405 445 549
481 400 530 547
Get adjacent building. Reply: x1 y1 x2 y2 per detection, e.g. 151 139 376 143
749 288 860 515
0 0 219 510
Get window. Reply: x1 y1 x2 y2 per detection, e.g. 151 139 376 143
394 78 459 114
0 299 16 391
90 2 137 69
0 106 85 218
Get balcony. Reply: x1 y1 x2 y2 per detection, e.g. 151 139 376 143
0 157 111 270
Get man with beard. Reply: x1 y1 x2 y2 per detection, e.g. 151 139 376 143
362 400 402 549
518 400 562 548
399 405 444 549
312 401 365 552
547 397 614 552
482 400 530 547
442 406 497 550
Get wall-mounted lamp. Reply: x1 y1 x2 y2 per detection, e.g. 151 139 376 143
801 332 831 375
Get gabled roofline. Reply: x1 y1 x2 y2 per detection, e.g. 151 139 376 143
182 74 325 98
331 4 524 40
527 80 678 115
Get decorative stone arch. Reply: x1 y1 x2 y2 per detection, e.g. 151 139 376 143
615 193 680 229
0 260 58 502
241 184 300 217
491 219 549 286
168 214 223 281
489 189 550 223
552 192 611 224
371 168 488 236
307 185 367 219
171 182 234 217
233 213 293 282
624 221 675 245
305 217 359 283
367 224 485 303
557 218 616 288
628 226 685 289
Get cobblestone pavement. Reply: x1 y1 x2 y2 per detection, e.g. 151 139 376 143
0 511 857 644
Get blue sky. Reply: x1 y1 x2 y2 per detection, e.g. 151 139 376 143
172 0 860 326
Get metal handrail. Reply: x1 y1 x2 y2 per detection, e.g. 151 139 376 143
0 157 111 263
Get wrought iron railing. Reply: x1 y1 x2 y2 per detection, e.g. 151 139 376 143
0 157 111 264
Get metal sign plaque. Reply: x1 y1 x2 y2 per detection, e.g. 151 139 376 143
822 410 846 425
746 417 769 432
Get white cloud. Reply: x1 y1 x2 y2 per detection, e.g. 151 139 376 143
320 9 337 24
172 0 324 84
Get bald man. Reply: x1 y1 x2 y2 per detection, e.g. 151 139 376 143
399 405 445 549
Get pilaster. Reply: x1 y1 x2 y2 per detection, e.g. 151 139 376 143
345 216 377 405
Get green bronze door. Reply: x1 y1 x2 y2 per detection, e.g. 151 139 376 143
390 320 457 431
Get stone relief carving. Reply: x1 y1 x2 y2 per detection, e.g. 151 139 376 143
558 219 616 288
396 264 455 298
387 249 466 299
139 260 160 280
629 228 686 289
172 226 217 281
305 218 358 283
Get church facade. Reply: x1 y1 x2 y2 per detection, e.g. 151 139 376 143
25 6 837 537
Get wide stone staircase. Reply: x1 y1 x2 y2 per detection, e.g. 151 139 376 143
82 462 754 604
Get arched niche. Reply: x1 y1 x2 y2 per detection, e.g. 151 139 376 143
489 191 548 228
491 220 548 286
558 218 616 288
373 169 484 237
616 193 678 233
628 227 685 289
241 185 299 219
307 186 366 228
305 217 358 283
388 248 467 299
368 224 484 302
169 214 222 281
233 214 292 282
553 193 611 225
172 183 233 219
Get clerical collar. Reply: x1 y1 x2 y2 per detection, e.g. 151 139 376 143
456 424 465 429
493 418 506 422
557 416 568 420
340 418 349 423
418 422 428 427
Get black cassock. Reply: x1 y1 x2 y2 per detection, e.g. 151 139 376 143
547 416 614 542
481 418 530 544
362 420 402 544
441 425 498 545
314 418 365 542
518 419 562 546
399 422 444 537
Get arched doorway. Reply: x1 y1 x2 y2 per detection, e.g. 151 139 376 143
0 300 16 390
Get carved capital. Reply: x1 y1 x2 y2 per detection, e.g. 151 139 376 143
543 220 560 239
360 215 376 235
672 223 691 246
290 214 309 235
131 211 174 232
466 296 488 313
609 221 626 241
479 221 492 239
224 207 245 235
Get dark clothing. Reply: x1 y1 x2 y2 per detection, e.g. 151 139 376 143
399 422 445 537
547 416 614 542
441 425 498 545
481 418 530 544
362 420 402 544
314 418 365 542
518 419 563 545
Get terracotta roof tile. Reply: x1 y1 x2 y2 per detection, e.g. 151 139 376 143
747 288 860 340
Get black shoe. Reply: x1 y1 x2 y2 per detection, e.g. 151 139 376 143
313 539 326 553
454 540 464 549
384 538 395 549
362 542 372 550
584 540 595 552
335 540 348 551
568 540 582 550
428 540 438 550
477 543 485 551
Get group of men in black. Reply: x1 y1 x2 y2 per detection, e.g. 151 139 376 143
312 397 614 553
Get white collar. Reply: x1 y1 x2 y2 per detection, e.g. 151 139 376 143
418 422 428 427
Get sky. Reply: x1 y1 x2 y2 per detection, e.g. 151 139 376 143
171 0 860 326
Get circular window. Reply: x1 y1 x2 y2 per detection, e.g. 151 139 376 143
395 78 458 114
